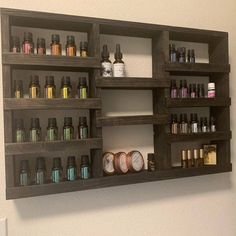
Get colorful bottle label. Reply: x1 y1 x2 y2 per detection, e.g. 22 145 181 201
81 167 90 179
30 129 41 142
79 127 88 139
101 62 112 77
78 88 87 99
113 63 125 77
67 167 77 181
51 44 61 56
46 87 55 99
52 170 61 183
208 90 215 98
47 128 58 141
23 42 33 54
61 87 71 98
63 128 73 140
30 86 39 98
66 46 76 56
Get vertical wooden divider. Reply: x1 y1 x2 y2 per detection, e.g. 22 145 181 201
152 31 171 170
88 23 103 177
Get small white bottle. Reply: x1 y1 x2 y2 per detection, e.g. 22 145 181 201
113 44 125 77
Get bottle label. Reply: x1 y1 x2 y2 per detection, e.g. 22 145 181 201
171 89 177 98
80 50 88 57
36 171 45 185
170 53 177 62
30 129 41 142
51 44 61 55
23 42 33 54
63 128 73 140
211 125 216 132
46 87 55 99
16 130 25 142
191 123 198 133
208 90 215 98
47 128 57 141
52 170 61 183
113 63 125 77
20 172 29 186
79 127 88 139
30 86 39 98
101 62 112 77
37 47 46 55
81 167 90 179
62 87 71 99
78 88 87 99
67 167 77 181
15 90 22 99
66 46 76 56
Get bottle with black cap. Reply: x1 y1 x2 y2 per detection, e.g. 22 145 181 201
67 156 77 181
63 117 74 140
19 160 31 186
77 77 88 99
22 32 34 54
78 117 88 139
51 34 61 55
66 35 76 56
45 76 56 99
14 80 23 98
61 76 72 99
37 38 46 55
47 118 58 141
11 36 20 53
101 44 112 77
147 153 156 171
80 155 90 179
35 157 46 185
29 118 41 142
15 118 25 143
29 75 40 98
113 44 125 77
80 41 88 57
51 157 63 183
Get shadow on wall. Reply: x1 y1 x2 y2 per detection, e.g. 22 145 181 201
13 173 232 219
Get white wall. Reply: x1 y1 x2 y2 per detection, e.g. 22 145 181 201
0 1 236 236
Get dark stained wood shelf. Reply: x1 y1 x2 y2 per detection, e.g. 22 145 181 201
5 138 103 155
2 53 100 71
166 97 231 108
96 115 168 127
6 164 232 199
96 77 170 89
4 98 101 110
166 131 232 143
164 62 230 75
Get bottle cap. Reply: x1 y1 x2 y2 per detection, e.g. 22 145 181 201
147 153 155 162
79 116 87 124
48 118 57 127
114 44 123 60
53 157 62 168
67 35 75 44
20 160 30 171
36 157 46 170
181 150 187 160
81 155 89 165
30 75 39 85
15 119 24 129
101 44 109 58
80 41 88 50
30 118 40 129
24 32 33 41
45 76 55 86
208 83 215 90
61 76 71 86
67 156 76 166
37 38 46 47
14 80 23 91
11 36 20 46
64 117 72 126
193 149 198 159
79 77 87 86
51 34 60 43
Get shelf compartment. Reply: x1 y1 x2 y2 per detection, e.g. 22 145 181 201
166 97 231 108
4 98 101 110
2 53 100 71
166 131 231 143
5 138 103 155
96 114 168 127
96 77 170 89
164 62 230 75
6 164 232 199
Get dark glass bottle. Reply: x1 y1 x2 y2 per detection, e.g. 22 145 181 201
190 84 196 98
198 84 205 98
67 156 77 181
15 118 25 143
63 117 74 140
179 113 188 134
19 160 31 186
80 41 88 57
101 44 112 77
35 157 46 185
77 77 88 99
80 155 90 179
37 38 46 55
29 118 41 142
179 47 185 63
47 118 58 141
22 32 34 54
170 80 177 98
61 76 72 99
45 76 56 99
66 35 76 56
202 117 208 133
51 157 63 183
29 75 40 98
78 117 88 139
147 153 156 171
113 44 125 77
14 80 23 98
51 34 61 56
188 49 195 63
11 36 20 53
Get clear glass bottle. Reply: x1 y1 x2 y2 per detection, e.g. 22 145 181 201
22 32 34 54
63 117 74 141
77 77 88 99
47 118 58 141
37 38 46 55
29 118 41 142
29 75 40 98
51 34 61 56
61 76 72 99
15 118 25 143
80 41 88 57
45 76 56 99
35 157 46 185
67 156 77 181
101 44 112 77
19 160 31 186
80 155 90 179
51 157 63 183
113 44 125 77
78 117 88 139
66 35 76 56
11 36 20 53
14 80 23 98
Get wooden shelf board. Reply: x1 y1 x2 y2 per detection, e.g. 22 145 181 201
4 98 101 110
6 164 232 199
96 77 170 89
5 138 103 155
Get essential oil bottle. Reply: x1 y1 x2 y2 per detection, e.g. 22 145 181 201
77 77 88 99
188 49 195 63
29 118 41 142
113 44 125 77
51 34 61 56
210 117 216 132
147 153 156 171
22 32 34 54
51 157 63 183
80 41 88 57
35 157 46 185
61 76 72 99
179 113 188 134
29 75 40 98
187 149 192 168
45 76 56 99
67 156 77 181
193 149 199 167
14 80 23 98
66 35 76 56
37 38 46 55
171 114 178 134
47 118 58 141
15 119 25 143
19 160 31 186
78 117 88 139
190 113 198 133
170 80 178 98
11 36 20 53
80 155 90 179
181 150 187 168
101 44 112 77
169 44 177 62
63 117 74 140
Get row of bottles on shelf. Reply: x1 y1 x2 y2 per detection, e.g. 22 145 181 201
15 116 88 143
169 44 196 63
19 155 91 186
170 80 216 99
11 33 88 57
14 76 88 99
170 113 216 134
180 144 217 168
